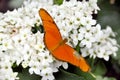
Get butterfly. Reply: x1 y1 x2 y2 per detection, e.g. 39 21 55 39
39 8 90 72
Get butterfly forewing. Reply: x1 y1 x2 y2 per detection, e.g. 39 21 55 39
39 8 63 51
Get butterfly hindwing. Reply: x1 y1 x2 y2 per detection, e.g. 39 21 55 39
52 44 90 72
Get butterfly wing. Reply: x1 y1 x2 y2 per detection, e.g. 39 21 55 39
39 8 90 72
39 8 63 51
52 43 90 72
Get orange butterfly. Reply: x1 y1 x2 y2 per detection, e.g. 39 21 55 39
39 8 90 72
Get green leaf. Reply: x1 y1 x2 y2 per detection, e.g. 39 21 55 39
92 60 107 76
74 68 96 80
53 0 63 5
31 24 44 34
75 41 80 53
18 68 41 80
96 75 116 80
55 69 85 80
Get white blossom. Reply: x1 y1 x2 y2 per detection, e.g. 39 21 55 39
0 0 118 80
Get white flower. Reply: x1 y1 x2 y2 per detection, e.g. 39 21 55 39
33 33 45 52
40 65 55 80
38 51 53 65
22 60 29 68
81 16 96 26
70 30 79 46
0 0 118 80
88 0 100 13
29 59 41 75
81 47 90 57
41 67 53 75
0 54 18 80
80 23 118 60
41 73 55 80
81 32 95 48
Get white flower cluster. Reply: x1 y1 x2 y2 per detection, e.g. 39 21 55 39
0 0 118 80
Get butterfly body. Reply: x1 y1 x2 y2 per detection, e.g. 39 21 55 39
39 8 90 72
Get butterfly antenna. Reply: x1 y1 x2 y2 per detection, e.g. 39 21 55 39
89 72 96 78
